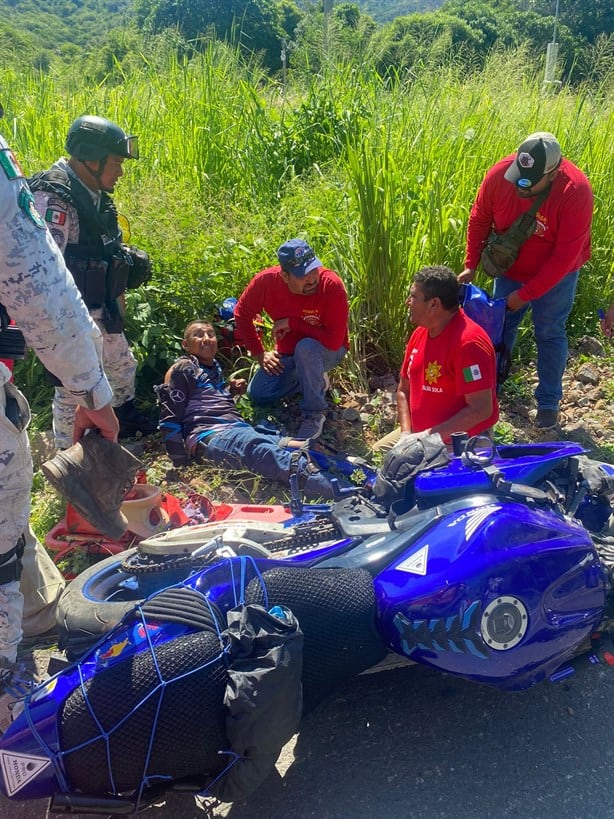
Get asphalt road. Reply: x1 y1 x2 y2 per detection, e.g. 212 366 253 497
3 655 614 819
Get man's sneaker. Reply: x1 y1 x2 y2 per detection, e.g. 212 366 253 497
295 413 325 442
535 408 559 429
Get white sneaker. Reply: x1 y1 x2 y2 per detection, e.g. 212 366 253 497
295 414 325 442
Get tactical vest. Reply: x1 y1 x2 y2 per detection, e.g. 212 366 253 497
29 164 128 313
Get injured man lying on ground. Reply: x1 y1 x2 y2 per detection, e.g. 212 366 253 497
156 320 350 500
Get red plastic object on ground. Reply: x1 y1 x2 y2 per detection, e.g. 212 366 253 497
45 490 294 579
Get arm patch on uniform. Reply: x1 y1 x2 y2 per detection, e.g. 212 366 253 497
18 187 47 230
44 207 66 226
0 147 24 180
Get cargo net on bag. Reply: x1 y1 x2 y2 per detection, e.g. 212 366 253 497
22 558 387 809
22 558 304 808
19 583 235 807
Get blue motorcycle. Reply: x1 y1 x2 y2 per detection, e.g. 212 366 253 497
1 438 613 813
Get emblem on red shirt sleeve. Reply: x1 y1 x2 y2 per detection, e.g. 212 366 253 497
463 365 483 383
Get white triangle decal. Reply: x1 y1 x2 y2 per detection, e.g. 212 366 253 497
0 749 52 796
396 544 429 575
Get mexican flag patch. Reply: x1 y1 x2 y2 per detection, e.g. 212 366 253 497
45 208 66 226
463 364 482 383
0 147 24 180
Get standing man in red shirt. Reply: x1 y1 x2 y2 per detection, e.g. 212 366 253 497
234 238 349 441
459 132 593 429
373 265 499 452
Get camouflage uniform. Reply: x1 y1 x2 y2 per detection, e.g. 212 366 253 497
0 134 112 664
32 160 137 449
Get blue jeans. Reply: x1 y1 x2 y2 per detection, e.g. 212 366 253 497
493 271 579 409
204 424 346 500
248 338 347 415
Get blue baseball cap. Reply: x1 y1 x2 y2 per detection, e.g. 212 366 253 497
277 238 322 277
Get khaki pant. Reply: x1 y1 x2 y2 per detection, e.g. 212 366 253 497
20 525 65 637
371 426 402 454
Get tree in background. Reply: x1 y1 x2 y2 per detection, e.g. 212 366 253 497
134 0 302 70
519 0 614 46
368 0 587 80
289 2 377 73
368 10 483 76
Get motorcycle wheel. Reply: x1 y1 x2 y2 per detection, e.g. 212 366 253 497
56 548 146 659
56 538 270 659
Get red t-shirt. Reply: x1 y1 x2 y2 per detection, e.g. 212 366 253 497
234 266 349 356
465 155 593 301
401 310 499 437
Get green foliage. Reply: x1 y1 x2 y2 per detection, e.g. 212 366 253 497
2 25 613 414
520 0 614 46
356 0 442 23
134 0 300 70
369 9 484 76
289 2 377 73
29 469 64 544
0 0 133 70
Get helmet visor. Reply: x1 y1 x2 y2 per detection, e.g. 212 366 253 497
123 135 139 160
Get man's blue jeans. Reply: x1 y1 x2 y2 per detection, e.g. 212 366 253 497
248 338 347 415
493 271 579 409
204 424 345 499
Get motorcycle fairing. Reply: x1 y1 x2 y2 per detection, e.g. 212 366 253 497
375 497 606 690
414 441 586 505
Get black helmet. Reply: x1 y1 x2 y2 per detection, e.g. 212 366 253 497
65 115 138 162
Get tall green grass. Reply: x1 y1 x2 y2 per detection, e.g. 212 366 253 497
3 41 613 409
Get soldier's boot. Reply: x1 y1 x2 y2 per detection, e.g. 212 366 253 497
114 399 158 439
41 434 144 540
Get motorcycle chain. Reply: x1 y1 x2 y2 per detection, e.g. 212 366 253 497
262 518 341 553
120 517 341 575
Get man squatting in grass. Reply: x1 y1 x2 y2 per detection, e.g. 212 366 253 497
233 238 349 443
459 132 593 431
156 320 349 500
373 266 499 453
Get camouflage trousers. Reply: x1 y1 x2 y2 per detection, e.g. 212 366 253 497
53 319 138 449
0 366 65 664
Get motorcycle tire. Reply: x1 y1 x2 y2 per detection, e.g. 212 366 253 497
56 548 144 660
56 539 273 660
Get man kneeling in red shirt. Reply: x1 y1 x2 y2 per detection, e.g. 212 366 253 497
374 265 499 452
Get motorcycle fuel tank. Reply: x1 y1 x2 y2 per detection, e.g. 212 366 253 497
375 497 606 691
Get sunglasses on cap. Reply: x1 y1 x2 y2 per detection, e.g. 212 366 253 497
284 249 316 272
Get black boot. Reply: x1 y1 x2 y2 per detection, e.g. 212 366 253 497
114 399 158 439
